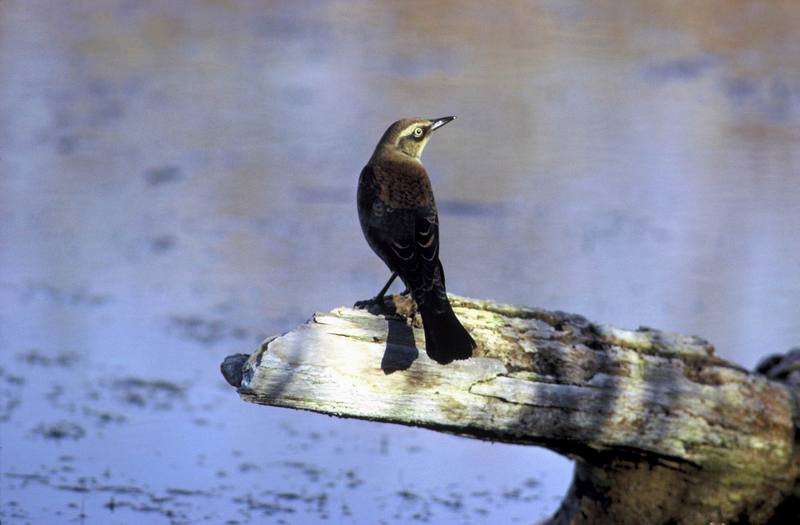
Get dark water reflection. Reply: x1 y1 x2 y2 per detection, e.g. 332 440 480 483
2 1 799 523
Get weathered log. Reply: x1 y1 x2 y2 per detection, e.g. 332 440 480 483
220 294 799 524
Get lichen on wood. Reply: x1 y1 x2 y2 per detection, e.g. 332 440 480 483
221 294 799 524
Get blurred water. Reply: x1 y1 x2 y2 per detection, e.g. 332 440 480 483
1 1 799 523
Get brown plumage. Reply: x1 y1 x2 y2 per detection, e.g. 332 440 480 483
356 117 475 364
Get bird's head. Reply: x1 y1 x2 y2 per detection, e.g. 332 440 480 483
373 116 455 161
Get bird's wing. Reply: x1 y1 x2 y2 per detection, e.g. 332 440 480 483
379 202 447 306
412 207 448 306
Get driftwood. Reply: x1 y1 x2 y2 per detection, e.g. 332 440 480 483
220 294 800 524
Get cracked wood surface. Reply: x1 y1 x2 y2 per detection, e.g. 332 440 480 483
225 294 799 524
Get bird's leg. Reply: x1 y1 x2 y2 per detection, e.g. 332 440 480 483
393 275 410 296
375 272 398 301
354 272 398 311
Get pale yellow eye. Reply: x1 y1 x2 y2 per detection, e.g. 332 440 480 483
413 127 423 137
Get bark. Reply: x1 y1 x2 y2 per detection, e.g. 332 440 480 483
220 294 800 524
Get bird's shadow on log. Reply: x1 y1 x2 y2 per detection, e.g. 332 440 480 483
360 294 420 374
381 318 419 374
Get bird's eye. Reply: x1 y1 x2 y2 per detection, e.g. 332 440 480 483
413 127 424 137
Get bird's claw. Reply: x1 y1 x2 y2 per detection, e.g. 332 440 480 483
353 297 377 309
353 296 392 315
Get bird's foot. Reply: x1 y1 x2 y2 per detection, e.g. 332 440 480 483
354 294 418 322
353 295 394 316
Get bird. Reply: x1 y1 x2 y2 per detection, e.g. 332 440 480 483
356 116 475 364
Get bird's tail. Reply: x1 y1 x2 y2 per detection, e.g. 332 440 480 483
419 299 475 365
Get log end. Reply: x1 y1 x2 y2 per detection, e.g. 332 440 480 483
220 353 249 387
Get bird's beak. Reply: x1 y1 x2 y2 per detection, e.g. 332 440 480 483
429 116 456 132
